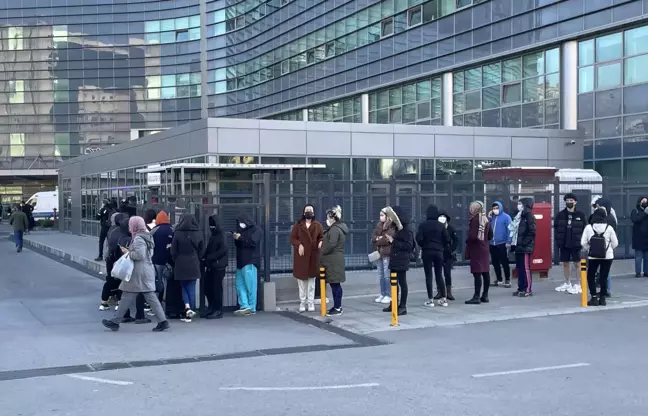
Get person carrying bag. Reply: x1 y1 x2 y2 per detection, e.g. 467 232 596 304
581 208 618 307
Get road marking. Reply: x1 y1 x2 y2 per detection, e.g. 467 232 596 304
472 363 590 378
66 374 133 386
220 383 380 391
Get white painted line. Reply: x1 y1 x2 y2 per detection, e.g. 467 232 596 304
219 383 380 391
66 374 133 386
472 363 590 378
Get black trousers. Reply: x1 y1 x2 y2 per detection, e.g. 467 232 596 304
106 256 144 318
490 244 511 282
98 226 109 257
101 275 121 302
204 267 225 312
443 257 453 287
587 259 612 298
423 252 446 298
391 270 408 308
473 272 491 298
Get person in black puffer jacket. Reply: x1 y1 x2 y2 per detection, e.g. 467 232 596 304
631 196 648 277
383 206 414 316
203 214 228 319
553 193 587 292
511 198 536 297
438 211 458 301
416 204 450 307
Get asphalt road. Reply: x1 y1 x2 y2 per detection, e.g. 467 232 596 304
2 239 648 416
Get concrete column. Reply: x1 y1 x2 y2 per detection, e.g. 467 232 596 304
561 40 578 130
199 0 208 119
442 72 453 126
302 108 308 122
361 93 369 123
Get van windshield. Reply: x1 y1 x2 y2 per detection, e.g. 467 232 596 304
26 197 37 207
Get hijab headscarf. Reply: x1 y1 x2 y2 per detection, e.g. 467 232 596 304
128 216 148 238
469 201 488 241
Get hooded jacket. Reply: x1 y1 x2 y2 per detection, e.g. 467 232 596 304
120 231 156 293
439 211 459 260
106 213 129 263
151 211 174 266
581 210 619 260
489 201 512 246
554 205 586 250
415 204 449 255
631 197 648 251
387 206 414 272
234 212 262 269
515 198 536 254
171 214 204 281
590 197 618 229
204 214 228 271
320 220 348 284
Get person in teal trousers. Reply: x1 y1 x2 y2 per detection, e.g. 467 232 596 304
233 212 262 316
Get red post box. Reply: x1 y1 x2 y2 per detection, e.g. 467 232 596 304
530 202 552 278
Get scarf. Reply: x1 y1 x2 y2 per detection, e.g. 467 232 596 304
469 201 488 241
510 211 522 246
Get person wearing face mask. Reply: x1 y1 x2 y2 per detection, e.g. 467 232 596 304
382 206 414 315
488 201 512 288
233 212 262 316
371 208 395 304
631 197 648 277
465 201 493 305
290 204 324 312
510 198 536 297
416 204 450 307
320 206 348 316
554 193 586 293
438 211 458 301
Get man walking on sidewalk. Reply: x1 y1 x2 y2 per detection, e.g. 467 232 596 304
554 193 586 294
489 201 512 287
96 199 115 261
10 204 29 253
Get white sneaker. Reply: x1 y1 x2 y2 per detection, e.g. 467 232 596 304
314 298 329 305
307 303 315 312
298 303 306 313
437 297 449 307
381 296 392 304
374 295 384 303
99 303 110 311
567 284 582 294
424 300 435 308
555 282 571 292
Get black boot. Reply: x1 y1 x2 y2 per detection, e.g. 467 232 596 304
598 295 607 306
480 296 489 303
465 296 481 305
206 310 223 319
397 306 407 316
446 287 455 301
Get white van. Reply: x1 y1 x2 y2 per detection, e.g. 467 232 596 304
25 190 58 219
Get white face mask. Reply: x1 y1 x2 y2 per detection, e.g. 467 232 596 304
492 209 500 216
326 219 333 227
517 203 524 212
239 222 247 229
438 216 447 224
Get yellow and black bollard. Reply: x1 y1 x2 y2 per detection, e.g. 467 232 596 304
390 272 399 327
580 259 588 307
320 267 327 317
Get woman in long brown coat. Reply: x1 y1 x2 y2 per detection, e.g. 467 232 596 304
290 204 324 312
465 201 493 305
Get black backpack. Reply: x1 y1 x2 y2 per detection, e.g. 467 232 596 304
588 225 609 259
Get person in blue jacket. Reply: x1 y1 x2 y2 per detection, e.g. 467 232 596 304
488 201 512 287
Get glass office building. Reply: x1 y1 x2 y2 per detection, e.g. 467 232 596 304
1 0 647 197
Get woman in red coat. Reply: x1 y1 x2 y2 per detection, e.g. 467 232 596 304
290 204 324 312
465 201 493 305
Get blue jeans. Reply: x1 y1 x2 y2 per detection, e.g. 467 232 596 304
376 257 390 297
14 231 23 251
235 264 258 312
635 250 648 275
181 280 197 309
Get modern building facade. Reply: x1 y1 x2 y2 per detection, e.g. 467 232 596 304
1 0 647 204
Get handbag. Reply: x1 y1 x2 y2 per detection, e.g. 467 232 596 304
112 252 134 282
368 250 381 263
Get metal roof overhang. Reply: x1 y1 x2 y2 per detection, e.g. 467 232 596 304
136 163 326 174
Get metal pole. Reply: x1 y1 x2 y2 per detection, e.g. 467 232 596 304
263 173 271 282
390 272 398 326
320 267 327 317
580 259 588 307
180 167 186 195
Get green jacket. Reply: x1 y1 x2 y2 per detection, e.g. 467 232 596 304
10 210 29 232
319 222 348 284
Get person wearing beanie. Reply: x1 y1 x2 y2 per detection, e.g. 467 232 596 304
416 204 451 308
151 211 174 303
320 206 348 316
371 207 395 304
290 204 324 312
203 214 228 319
382 205 414 316
554 193 586 294
438 211 458 301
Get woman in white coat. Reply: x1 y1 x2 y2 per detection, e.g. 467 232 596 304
581 208 618 307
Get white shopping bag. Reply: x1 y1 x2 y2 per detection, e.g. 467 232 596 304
112 252 134 282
